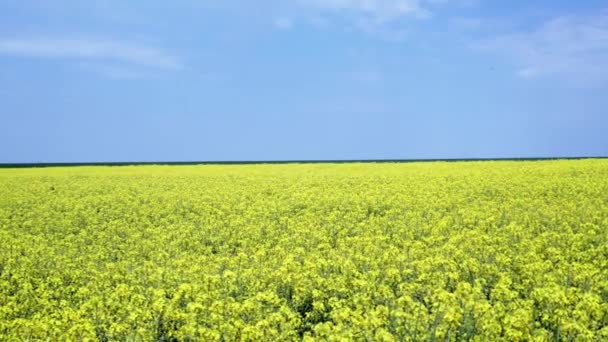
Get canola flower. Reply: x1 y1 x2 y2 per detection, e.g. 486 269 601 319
0 160 607 341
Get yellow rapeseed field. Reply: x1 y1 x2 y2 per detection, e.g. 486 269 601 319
1 160 607 341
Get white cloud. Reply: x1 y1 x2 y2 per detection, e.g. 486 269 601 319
289 0 474 39
475 12 608 84
298 0 431 22
0 37 182 70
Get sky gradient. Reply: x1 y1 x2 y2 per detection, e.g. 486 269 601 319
1 1 607 162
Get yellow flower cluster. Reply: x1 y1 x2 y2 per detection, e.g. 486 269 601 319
1 160 607 341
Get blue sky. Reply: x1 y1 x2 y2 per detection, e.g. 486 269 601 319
1 0 607 162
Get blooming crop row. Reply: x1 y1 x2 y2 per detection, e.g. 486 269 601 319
1 160 607 340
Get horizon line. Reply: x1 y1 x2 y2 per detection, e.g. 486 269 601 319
0 156 606 168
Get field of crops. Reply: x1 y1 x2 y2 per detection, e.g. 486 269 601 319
1 160 607 341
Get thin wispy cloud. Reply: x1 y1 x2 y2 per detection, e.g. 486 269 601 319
0 37 183 70
298 0 432 22
290 0 468 38
475 11 608 84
